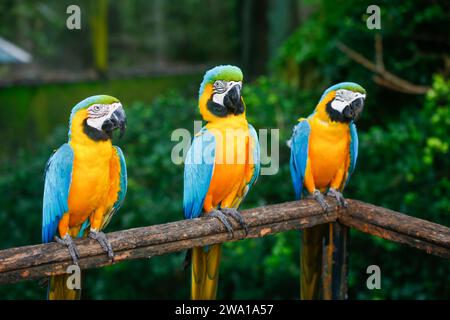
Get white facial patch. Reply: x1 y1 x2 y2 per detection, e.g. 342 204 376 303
212 80 242 106
330 89 366 112
86 102 122 131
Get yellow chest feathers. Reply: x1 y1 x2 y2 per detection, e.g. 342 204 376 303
68 140 115 218
205 116 251 207
308 117 350 188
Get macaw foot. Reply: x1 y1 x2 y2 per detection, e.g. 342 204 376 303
55 234 80 265
312 190 330 212
327 188 348 208
209 209 234 237
89 230 114 261
221 208 249 235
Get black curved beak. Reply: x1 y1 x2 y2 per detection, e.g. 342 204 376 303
223 85 242 115
343 97 364 121
101 106 127 139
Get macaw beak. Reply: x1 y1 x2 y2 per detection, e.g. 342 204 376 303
223 84 242 115
101 105 127 139
343 97 364 121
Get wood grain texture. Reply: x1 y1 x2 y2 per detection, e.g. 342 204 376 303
0 198 448 285
0 199 338 284
322 222 349 300
339 200 450 259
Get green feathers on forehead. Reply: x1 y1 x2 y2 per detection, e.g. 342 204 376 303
199 65 243 97
69 95 119 132
68 95 120 138
70 95 119 116
320 82 366 102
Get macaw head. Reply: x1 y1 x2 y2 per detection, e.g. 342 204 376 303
316 82 366 123
68 95 126 141
198 65 245 122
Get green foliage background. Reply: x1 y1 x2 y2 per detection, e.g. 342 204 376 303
0 0 449 299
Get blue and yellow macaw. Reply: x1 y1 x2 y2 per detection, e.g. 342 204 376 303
42 95 127 300
183 65 260 300
289 82 365 299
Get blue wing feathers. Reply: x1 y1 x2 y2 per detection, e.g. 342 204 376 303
248 124 260 187
113 146 128 212
183 128 216 219
289 120 311 200
42 144 74 243
349 122 358 175
344 122 359 187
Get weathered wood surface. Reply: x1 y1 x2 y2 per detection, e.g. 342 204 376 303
300 224 325 300
339 200 450 259
0 198 448 285
0 199 338 285
322 222 349 300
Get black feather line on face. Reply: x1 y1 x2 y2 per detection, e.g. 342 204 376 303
326 100 348 123
207 99 228 117
207 97 245 117
83 119 111 141
234 97 245 115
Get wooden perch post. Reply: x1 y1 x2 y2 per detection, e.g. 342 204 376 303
0 199 449 293
322 222 349 300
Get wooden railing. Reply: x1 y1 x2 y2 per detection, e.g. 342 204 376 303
0 198 448 298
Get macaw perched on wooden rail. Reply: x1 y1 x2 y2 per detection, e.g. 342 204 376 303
42 95 127 300
183 65 260 300
289 82 366 299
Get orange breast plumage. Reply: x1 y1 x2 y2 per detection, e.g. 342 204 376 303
203 118 252 210
308 118 350 190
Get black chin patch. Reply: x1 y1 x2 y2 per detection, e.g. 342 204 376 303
326 101 349 123
207 100 228 117
83 119 111 141
207 97 245 117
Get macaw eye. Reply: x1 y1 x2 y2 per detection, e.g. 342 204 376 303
214 80 225 88
93 105 101 112
214 80 227 93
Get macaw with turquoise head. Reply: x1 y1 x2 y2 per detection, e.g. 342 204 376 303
289 82 366 299
42 95 127 300
183 65 260 300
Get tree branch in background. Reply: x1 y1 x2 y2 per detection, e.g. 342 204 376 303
374 33 385 73
372 76 417 94
337 36 431 94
